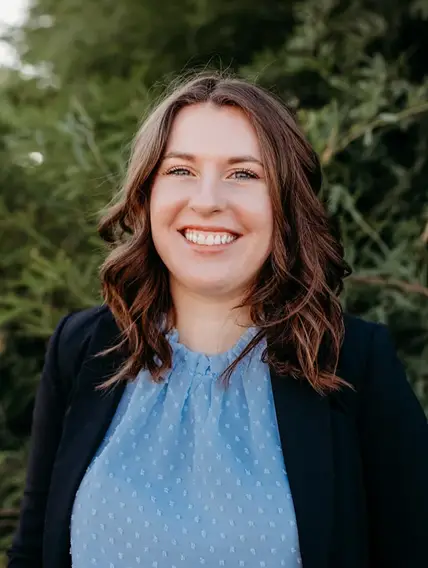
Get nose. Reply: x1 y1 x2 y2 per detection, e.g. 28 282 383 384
188 174 225 215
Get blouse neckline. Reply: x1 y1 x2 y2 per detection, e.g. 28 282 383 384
165 325 260 376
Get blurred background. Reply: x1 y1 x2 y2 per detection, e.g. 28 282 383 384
1 0 428 562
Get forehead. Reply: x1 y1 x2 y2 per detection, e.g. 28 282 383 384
165 102 261 159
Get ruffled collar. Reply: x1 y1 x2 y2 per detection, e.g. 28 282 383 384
166 326 261 377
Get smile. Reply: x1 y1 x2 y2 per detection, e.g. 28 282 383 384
182 229 238 246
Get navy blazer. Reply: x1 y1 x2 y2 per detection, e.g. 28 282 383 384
7 305 428 568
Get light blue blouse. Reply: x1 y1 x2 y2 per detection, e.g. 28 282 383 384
71 327 302 567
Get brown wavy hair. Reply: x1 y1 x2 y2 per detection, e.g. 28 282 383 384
98 71 352 393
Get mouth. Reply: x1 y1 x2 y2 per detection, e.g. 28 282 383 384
179 227 240 247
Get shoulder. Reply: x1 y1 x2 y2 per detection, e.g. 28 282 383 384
343 311 381 339
58 304 110 345
342 312 392 358
340 312 401 393
55 304 114 380
338 314 405 400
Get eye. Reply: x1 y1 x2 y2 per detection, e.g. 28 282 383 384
229 169 259 180
164 166 192 176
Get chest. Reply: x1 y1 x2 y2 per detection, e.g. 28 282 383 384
70 367 305 567
44 353 367 568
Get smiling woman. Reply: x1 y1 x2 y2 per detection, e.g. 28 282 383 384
98 75 340 389
7 72 428 568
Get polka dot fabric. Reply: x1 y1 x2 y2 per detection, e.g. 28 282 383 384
71 327 302 567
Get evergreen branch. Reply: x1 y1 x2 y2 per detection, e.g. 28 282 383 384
348 274 428 298
0 509 19 520
322 101 428 164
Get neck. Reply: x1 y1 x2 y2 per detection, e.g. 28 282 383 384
169 282 252 355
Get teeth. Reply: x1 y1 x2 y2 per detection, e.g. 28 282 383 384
183 230 237 246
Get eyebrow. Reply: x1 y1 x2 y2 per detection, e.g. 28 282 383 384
163 151 263 166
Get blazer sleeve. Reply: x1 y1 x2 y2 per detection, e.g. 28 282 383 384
358 324 428 568
6 313 76 568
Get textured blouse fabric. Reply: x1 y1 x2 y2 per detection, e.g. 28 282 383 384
70 327 302 567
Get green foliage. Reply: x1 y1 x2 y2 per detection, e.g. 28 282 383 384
1 0 428 559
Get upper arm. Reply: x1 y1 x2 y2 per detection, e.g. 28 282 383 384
358 324 428 567
7 313 74 567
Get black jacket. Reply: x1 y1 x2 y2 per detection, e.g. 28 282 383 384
7 305 428 568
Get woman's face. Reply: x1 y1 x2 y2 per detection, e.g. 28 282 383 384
150 102 273 300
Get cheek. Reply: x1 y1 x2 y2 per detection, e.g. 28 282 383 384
235 191 273 237
150 183 185 234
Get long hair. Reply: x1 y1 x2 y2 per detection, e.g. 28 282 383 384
98 71 352 393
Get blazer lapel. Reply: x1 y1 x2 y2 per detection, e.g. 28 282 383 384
44 310 127 568
270 369 334 568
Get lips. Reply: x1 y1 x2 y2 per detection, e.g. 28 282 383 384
179 224 240 235
182 228 238 246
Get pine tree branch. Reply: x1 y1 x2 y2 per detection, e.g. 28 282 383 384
321 101 428 165
0 509 19 520
348 274 428 298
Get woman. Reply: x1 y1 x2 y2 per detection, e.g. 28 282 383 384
7 73 428 568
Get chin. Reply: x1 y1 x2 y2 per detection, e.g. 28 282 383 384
178 272 245 298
